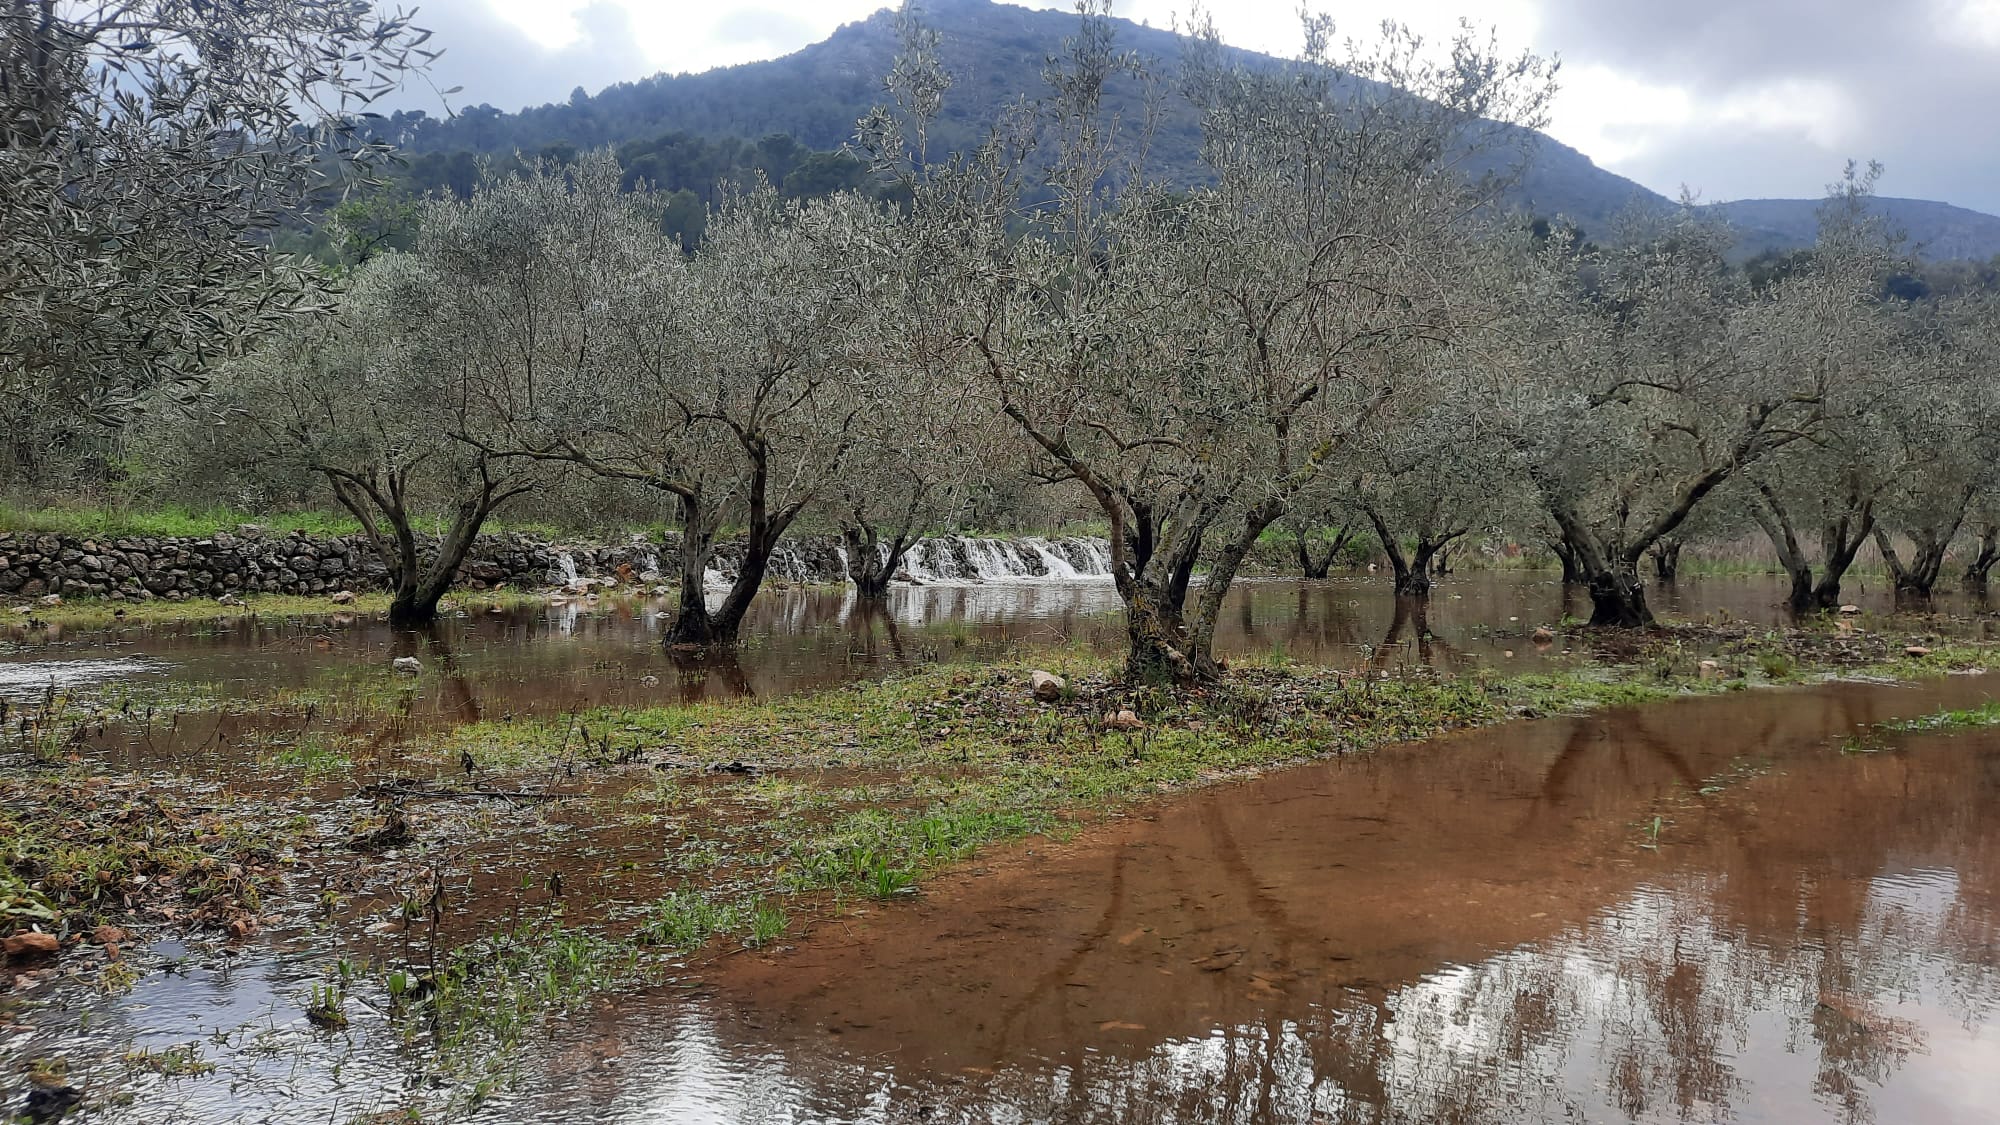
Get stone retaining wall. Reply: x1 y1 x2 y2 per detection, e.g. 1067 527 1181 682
0 528 1117 603
0 529 668 602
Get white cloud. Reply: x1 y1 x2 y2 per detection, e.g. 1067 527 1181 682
1545 64 1693 166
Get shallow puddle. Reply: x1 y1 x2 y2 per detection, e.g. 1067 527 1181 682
482 674 2000 1125
14 670 1996 1123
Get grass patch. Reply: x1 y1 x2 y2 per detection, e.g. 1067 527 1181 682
121 1042 216 1078
0 504 363 540
9 591 391 628
0 503 586 543
0 769 304 938
1878 698 2000 733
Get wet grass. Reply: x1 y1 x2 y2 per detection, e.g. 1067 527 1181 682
0 767 308 941
9 592 390 629
0 504 365 540
6 586 561 629
1877 698 2000 733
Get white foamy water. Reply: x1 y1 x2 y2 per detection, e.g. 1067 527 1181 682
0 658 164 699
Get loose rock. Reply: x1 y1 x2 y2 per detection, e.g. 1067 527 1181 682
1030 670 1066 702
392 656 422 674
3 932 60 958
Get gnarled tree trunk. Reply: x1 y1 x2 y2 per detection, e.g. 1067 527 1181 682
1649 537 1682 584
672 439 806 650
841 523 915 600
1548 534 1582 585
1360 504 1465 598
1289 520 1352 579
326 459 529 628
1964 523 1998 596
1874 516 1967 604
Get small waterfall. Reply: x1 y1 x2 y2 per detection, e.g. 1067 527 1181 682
888 535 1112 585
1024 537 1081 579
548 551 580 587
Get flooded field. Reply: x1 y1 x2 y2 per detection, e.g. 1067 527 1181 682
5 572 1992 712
498 674 2000 1125
1 571 1995 1124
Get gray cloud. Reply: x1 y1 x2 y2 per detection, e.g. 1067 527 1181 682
387 0 653 115
1537 0 2000 211
711 7 816 46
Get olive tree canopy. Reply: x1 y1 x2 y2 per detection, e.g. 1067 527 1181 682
0 0 434 488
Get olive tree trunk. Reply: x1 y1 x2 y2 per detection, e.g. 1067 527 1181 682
325 460 529 628
1964 524 1998 596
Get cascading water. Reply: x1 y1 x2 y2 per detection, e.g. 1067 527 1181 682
547 535 1112 591
548 551 581 587
893 535 1113 585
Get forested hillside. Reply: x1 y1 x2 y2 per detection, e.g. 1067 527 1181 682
363 0 2000 259
368 0 1673 236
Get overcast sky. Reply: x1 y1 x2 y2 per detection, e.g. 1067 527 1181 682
394 0 2000 213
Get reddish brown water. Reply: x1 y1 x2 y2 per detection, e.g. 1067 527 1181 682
476 674 2000 1125
5 575 1998 1123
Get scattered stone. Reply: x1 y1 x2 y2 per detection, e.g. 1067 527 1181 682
3 932 59 959
216 593 243 607
329 590 358 605
1698 659 1723 680
22 1084 83 1124
1905 646 1932 657
1030 670 1066 702
1107 709 1144 731
391 656 422 675
34 593 60 608
348 806 410 851
1839 604 1862 615
91 925 128 946
638 675 661 687
1530 626 1556 645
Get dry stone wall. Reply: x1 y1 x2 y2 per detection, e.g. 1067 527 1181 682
0 529 669 602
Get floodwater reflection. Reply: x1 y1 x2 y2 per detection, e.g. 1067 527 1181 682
483 675 2000 1125
7 572 1994 713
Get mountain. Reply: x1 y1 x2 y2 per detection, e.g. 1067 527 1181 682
377 0 2000 261
1710 197 2000 263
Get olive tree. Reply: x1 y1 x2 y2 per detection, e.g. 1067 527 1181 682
1493 211 1819 626
820 178 997 599
0 0 433 488
912 6 1552 681
1345 353 1515 597
1741 169 1915 611
194 255 540 625
529 185 888 648
1866 297 2000 601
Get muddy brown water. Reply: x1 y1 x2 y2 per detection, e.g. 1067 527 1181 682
3 573 1998 1123
480 674 2000 1125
